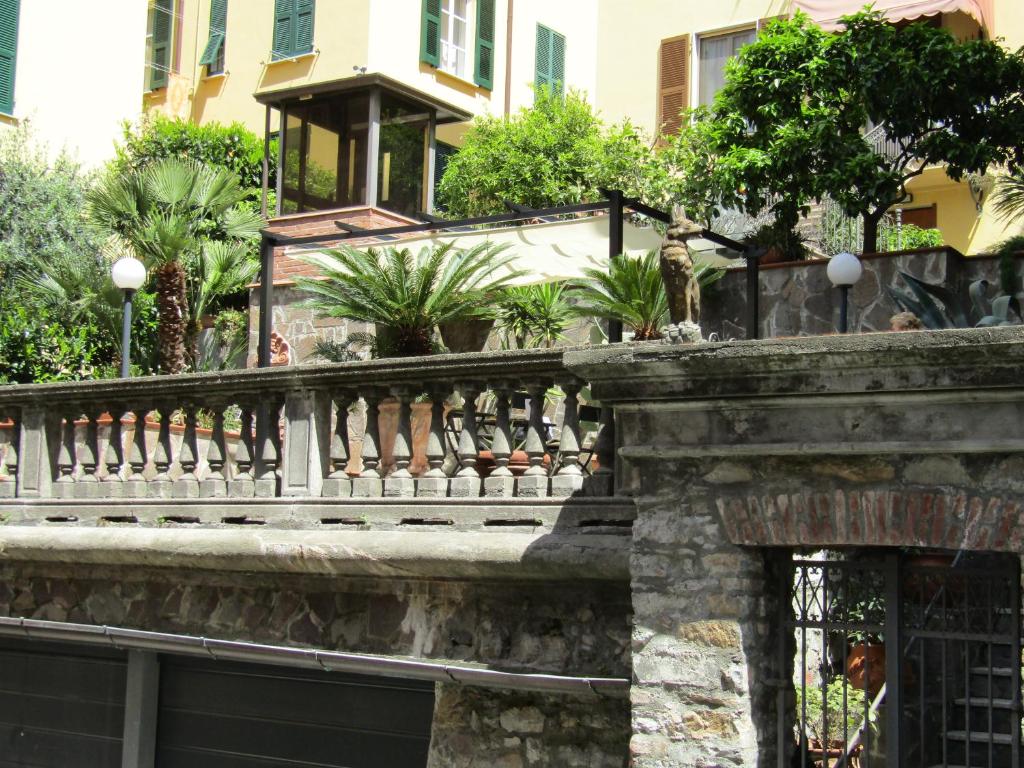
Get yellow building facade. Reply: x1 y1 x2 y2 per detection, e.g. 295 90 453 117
136 0 1021 252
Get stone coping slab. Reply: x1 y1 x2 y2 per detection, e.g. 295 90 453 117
564 327 1024 402
0 526 629 581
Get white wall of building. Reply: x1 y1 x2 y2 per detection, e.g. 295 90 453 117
3 0 148 166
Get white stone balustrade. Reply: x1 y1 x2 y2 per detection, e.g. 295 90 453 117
0 348 616 505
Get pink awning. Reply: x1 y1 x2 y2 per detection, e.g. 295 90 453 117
791 0 992 31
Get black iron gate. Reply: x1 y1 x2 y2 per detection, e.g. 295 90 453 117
783 550 1021 768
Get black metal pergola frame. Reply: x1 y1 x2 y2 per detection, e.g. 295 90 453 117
255 191 761 367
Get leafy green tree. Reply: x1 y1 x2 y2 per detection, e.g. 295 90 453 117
0 127 158 380
88 159 264 374
689 11 1024 253
295 242 522 357
437 87 666 217
115 115 276 206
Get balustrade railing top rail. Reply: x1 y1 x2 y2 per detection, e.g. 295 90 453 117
0 347 615 504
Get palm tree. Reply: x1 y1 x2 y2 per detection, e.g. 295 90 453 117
571 250 723 340
295 242 522 357
88 159 263 374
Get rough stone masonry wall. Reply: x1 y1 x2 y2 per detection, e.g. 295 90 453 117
613 438 786 767
565 328 1024 767
0 563 632 767
700 248 1024 341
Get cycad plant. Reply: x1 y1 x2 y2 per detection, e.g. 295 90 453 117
571 250 723 340
497 282 573 348
295 242 522 357
991 172 1024 223
87 159 263 373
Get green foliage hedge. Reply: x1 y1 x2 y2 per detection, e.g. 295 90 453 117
115 115 276 204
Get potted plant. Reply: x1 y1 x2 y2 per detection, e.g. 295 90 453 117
496 282 574 349
797 678 869 757
745 220 808 264
571 250 722 340
295 241 522 357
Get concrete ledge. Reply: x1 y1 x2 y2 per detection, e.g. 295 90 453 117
0 497 636 533
0 526 630 581
565 327 1024 402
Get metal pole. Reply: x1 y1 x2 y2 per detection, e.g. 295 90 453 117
366 87 381 207
120 289 134 379
839 285 850 334
745 251 761 340
261 104 271 219
607 189 624 343
257 233 274 368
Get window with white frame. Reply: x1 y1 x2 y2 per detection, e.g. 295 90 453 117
697 27 755 106
439 0 469 78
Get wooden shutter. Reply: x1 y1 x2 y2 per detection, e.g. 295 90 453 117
550 28 565 92
657 34 690 138
199 0 227 69
272 0 293 60
474 0 495 89
0 0 18 115
535 24 552 95
294 0 314 55
150 0 173 89
420 0 441 67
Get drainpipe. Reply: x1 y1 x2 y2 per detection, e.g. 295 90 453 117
503 0 514 115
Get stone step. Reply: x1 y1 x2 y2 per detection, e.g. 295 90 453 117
970 667 1015 677
945 730 1014 745
953 697 1015 709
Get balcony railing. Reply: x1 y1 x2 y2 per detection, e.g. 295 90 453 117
0 348 615 508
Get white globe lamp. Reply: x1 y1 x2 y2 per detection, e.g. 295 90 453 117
111 256 147 377
827 252 863 333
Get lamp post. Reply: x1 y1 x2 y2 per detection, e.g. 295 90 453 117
826 251 863 334
111 256 147 378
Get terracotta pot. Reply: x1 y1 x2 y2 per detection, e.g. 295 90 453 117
439 318 494 353
846 643 885 698
475 449 550 478
904 552 960 602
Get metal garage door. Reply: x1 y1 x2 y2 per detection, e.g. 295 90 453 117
155 656 436 768
0 639 127 768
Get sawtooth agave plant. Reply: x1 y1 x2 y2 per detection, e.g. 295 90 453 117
295 241 523 357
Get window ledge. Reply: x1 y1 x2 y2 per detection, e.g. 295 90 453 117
265 49 317 66
203 71 228 81
0 112 17 124
434 67 489 92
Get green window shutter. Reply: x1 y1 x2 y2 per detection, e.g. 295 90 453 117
550 29 565 92
150 0 173 90
199 0 227 70
420 0 441 67
0 0 19 115
271 0 293 60
294 0 314 55
473 0 495 89
534 24 551 96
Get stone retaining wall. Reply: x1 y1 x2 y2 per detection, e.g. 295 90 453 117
700 248 1024 340
0 563 632 767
